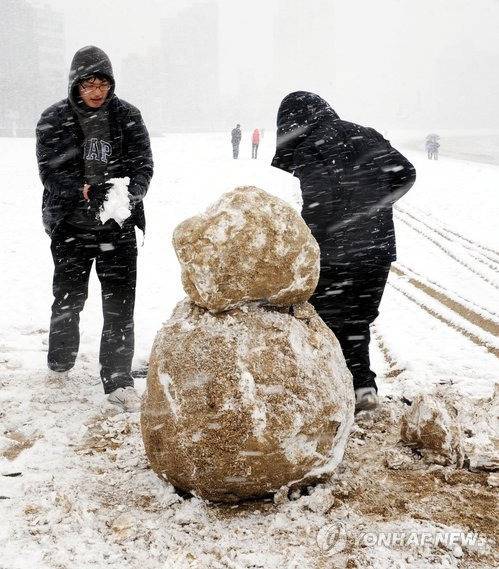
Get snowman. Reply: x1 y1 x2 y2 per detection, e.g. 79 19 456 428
141 185 355 502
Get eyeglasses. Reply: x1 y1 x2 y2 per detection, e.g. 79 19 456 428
79 80 111 93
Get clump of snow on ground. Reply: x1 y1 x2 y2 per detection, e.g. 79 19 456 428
400 393 464 466
99 177 131 227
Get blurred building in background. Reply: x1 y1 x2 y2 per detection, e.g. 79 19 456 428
34 3 66 112
0 0 65 135
1 0 498 135
120 1 220 133
272 0 335 103
160 1 220 132
120 48 167 137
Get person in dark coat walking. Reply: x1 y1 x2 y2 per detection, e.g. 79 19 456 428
272 91 416 412
231 124 242 159
36 45 154 412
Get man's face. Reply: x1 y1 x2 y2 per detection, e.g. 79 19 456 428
78 77 111 108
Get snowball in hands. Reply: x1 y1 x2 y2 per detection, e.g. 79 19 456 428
99 177 132 227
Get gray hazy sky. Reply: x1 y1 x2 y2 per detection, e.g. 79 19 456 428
32 0 499 130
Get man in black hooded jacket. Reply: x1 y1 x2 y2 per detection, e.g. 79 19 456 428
36 46 153 411
272 91 415 412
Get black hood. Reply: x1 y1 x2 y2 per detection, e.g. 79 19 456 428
276 91 339 134
272 91 339 172
68 45 115 115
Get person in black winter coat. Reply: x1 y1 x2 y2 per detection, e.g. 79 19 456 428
35 45 153 411
272 91 416 412
231 124 242 159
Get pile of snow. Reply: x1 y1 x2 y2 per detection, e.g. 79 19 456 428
400 394 464 466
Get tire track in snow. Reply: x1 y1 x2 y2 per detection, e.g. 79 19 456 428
394 209 499 288
388 269 499 359
371 325 405 379
392 263 499 337
396 204 499 267
393 262 499 321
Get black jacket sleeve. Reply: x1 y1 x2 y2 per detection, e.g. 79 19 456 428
354 128 416 207
271 145 295 174
35 110 82 199
122 107 154 204
293 142 336 242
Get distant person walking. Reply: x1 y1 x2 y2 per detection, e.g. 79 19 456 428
251 128 260 159
231 124 242 159
272 91 416 413
425 134 440 160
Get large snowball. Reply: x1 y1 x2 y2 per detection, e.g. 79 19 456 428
173 187 320 313
401 394 464 467
141 299 355 503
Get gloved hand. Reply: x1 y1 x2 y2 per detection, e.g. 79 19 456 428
83 182 113 210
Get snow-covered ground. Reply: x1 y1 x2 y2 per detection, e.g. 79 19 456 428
0 133 497 568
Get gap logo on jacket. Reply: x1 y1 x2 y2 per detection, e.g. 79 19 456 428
84 138 112 163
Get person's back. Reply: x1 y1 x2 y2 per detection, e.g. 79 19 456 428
272 92 415 264
272 91 416 411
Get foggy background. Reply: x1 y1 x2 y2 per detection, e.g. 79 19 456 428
1 0 499 135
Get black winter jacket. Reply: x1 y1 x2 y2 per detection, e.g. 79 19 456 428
36 46 153 237
231 127 242 145
272 91 416 264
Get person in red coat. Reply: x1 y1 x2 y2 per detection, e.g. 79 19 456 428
251 128 260 159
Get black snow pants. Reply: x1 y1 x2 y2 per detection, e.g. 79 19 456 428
310 262 391 391
252 143 259 158
48 221 137 393
232 144 240 159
